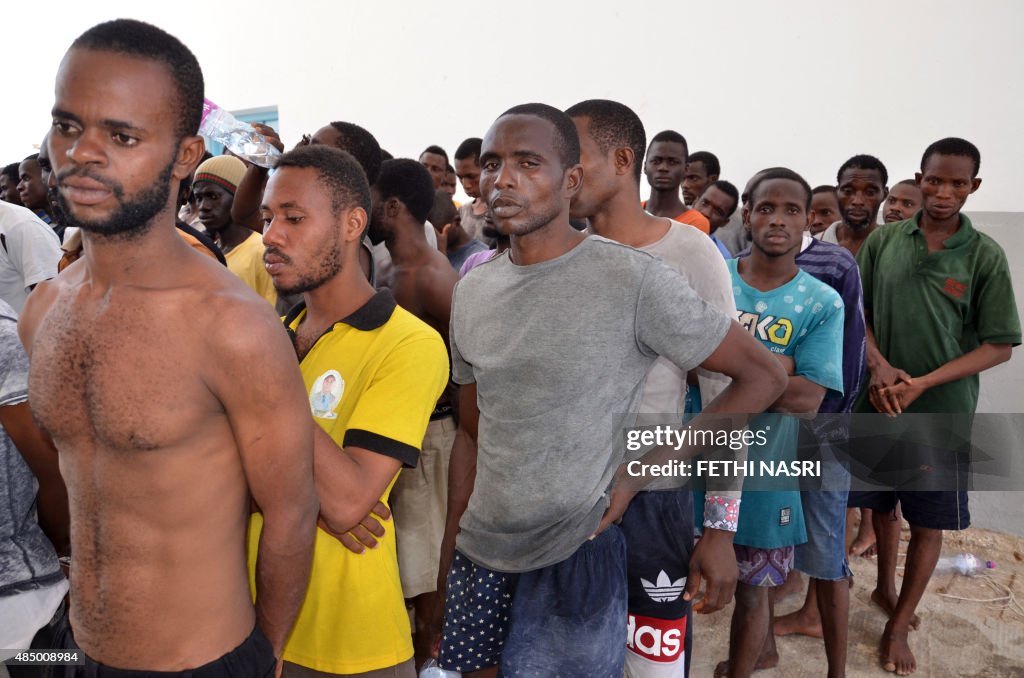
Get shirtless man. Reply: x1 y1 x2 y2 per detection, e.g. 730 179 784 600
367 157 459 667
20 19 317 674
368 159 458 340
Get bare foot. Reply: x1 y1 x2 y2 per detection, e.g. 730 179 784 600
713 649 779 677
849 526 877 558
880 620 917 675
773 608 823 638
849 537 877 557
870 588 921 629
774 570 804 602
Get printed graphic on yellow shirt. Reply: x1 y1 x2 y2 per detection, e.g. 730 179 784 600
310 370 343 419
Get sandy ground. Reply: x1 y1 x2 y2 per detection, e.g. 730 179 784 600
690 524 1024 677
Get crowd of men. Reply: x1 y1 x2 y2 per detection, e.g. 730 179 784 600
0 18 1019 678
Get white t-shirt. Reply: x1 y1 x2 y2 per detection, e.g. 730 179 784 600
0 202 62 313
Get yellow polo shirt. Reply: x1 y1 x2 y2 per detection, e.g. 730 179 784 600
248 290 448 674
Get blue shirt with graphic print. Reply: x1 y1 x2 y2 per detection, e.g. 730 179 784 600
729 259 845 548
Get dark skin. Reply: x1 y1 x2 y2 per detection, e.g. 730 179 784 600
194 181 251 253
834 168 887 256
682 159 717 206
419 151 447 189
1 174 24 205
0 401 70 557
695 185 738 234
883 183 923 224
808 191 840 236
32 47 317 671
643 140 687 218
369 187 457 342
18 157 50 212
428 115 787 676
715 179 836 678
862 152 1011 676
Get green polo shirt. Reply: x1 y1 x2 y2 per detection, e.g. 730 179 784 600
856 212 1020 413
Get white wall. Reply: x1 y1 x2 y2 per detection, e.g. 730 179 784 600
3 0 1021 209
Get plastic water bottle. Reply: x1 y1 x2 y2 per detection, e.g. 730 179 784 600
419 658 461 677
198 99 281 168
934 552 994 576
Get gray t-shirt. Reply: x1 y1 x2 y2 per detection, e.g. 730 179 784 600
450 235 731 572
0 300 62 596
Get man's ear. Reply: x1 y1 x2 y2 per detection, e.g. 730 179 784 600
615 148 635 177
174 135 206 181
564 163 584 198
344 206 368 243
970 177 982 193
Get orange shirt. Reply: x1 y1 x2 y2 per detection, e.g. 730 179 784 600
641 201 711 235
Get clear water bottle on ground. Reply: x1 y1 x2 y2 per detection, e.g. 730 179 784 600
419 658 461 677
198 99 281 168
934 552 994 576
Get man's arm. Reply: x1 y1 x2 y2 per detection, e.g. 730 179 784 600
419 264 458 346
231 124 285 233
206 299 318 658
314 429 403 534
880 343 1013 414
770 375 827 416
0 402 69 555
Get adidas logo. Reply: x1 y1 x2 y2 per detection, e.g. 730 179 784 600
641 570 686 603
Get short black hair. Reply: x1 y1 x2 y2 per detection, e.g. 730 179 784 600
21 153 39 164
276 145 371 217
688 151 720 177
812 184 837 196
565 99 647 184
836 154 888 186
454 137 482 163
71 19 204 140
741 167 786 205
499 103 581 170
326 121 382 184
649 130 688 158
747 168 812 211
921 137 981 178
376 159 436 223
1 163 19 183
380 149 394 162
445 164 455 174
708 179 740 217
896 178 919 187
420 145 448 162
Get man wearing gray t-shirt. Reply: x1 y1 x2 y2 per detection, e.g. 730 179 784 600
433 104 786 677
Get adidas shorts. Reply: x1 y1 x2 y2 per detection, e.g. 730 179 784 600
621 490 694 678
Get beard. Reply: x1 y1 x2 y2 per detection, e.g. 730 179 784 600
841 209 877 232
58 161 174 242
266 229 343 296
